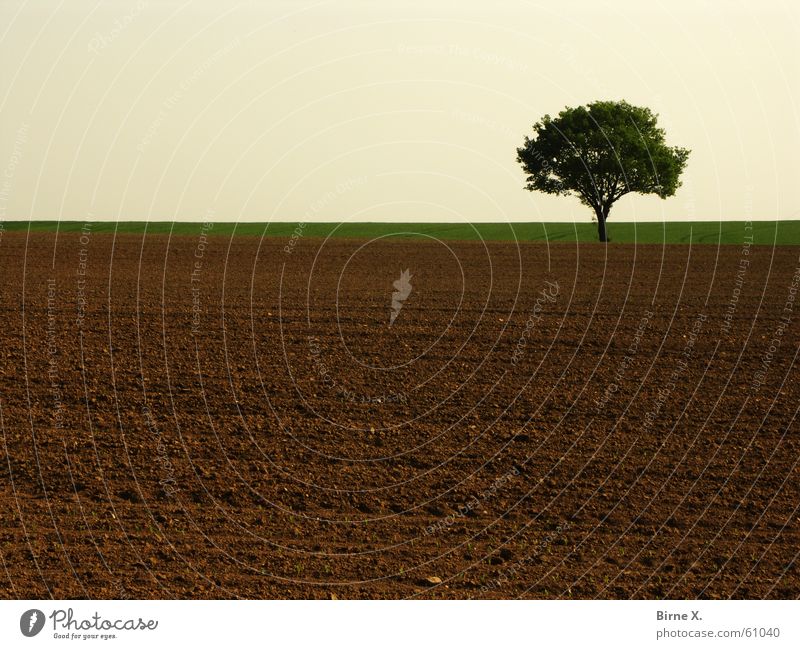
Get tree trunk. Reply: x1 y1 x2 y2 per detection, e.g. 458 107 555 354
596 206 609 242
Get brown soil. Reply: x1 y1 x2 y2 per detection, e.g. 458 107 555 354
0 231 798 599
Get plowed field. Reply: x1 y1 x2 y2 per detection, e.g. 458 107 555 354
1 231 798 599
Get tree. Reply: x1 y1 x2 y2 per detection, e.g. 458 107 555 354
516 100 689 242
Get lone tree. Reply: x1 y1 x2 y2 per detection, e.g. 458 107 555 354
517 100 689 242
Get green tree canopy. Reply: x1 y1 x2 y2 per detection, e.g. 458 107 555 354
517 100 690 241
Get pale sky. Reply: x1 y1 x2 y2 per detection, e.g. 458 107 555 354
1 0 798 223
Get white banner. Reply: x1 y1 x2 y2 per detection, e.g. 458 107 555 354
1 600 796 648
